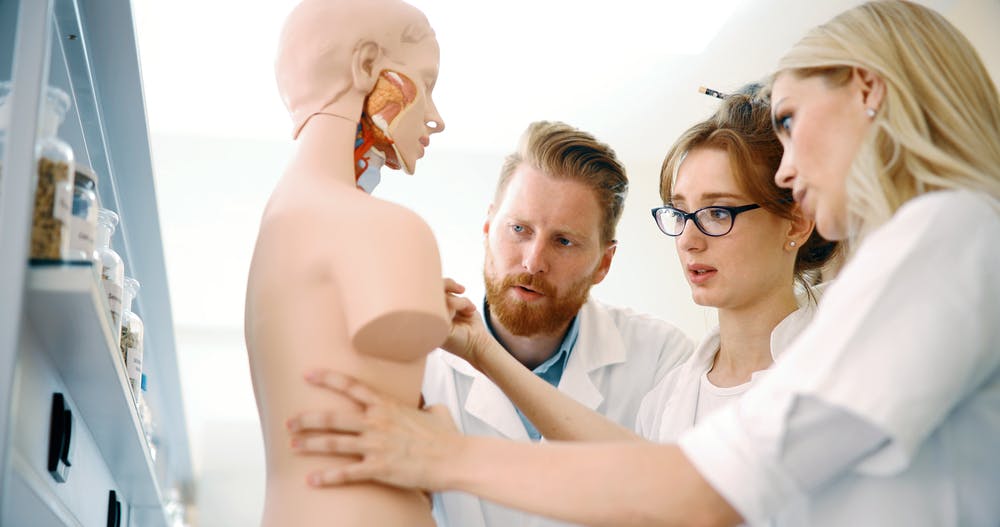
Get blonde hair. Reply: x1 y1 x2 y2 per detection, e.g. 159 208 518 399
776 0 1000 241
495 121 628 244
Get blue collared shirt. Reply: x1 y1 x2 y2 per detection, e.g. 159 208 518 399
484 299 581 441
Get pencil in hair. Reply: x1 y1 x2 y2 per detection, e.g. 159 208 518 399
698 86 727 99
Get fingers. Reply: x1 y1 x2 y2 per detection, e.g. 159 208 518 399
443 277 465 295
305 370 383 407
286 409 365 434
291 433 364 456
307 461 383 487
446 294 477 317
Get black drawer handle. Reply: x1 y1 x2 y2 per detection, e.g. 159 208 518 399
47 393 73 483
107 490 122 527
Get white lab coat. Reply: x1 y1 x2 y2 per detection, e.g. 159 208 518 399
680 190 1000 526
635 303 815 443
423 296 694 527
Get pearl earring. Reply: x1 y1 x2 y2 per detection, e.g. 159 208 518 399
865 107 877 118
789 241 797 248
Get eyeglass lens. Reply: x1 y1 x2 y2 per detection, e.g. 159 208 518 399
658 208 733 236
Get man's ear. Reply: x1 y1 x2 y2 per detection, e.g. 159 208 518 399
853 66 886 112
483 204 494 237
352 40 382 92
592 243 617 285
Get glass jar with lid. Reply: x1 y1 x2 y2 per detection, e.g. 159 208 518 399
121 276 144 396
70 165 99 263
96 208 124 347
30 85 75 262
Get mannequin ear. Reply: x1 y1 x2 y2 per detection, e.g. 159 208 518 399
853 67 886 112
352 40 383 92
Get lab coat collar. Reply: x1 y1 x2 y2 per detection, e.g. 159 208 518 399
655 303 817 442
441 297 625 439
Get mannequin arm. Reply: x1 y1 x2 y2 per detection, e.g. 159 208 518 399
341 203 449 361
290 371 742 527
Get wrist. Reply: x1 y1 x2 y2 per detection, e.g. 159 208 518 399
470 336 505 375
435 434 474 491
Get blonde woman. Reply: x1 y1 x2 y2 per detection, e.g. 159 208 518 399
286 2 1000 525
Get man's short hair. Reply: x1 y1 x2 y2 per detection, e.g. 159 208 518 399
494 121 628 244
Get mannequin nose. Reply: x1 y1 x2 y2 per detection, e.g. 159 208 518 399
426 101 445 134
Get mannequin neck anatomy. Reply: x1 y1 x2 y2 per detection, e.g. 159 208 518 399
291 70 421 194
355 69 422 188
354 123 387 194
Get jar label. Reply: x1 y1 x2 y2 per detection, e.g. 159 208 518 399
103 277 123 331
70 215 97 257
123 326 143 392
54 182 73 223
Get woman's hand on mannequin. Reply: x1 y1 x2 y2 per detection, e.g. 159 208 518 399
442 277 492 370
287 370 461 491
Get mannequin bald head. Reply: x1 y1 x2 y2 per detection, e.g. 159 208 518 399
276 0 444 174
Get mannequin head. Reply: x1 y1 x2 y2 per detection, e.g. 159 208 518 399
276 0 445 175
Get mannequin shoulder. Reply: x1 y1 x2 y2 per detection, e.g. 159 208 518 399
260 188 437 243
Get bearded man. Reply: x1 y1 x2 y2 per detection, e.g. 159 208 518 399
421 121 694 527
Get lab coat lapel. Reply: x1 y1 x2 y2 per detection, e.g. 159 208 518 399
658 328 719 441
557 298 627 410
465 369 531 440
440 352 530 440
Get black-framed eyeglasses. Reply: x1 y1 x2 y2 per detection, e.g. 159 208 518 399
650 204 762 237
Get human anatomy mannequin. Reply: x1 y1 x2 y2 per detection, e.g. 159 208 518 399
245 0 448 524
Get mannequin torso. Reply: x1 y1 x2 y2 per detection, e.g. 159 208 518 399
246 118 446 526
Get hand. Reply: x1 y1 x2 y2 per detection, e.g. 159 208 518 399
287 370 461 491
442 277 491 369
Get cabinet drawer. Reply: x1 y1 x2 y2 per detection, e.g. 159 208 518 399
5 323 129 526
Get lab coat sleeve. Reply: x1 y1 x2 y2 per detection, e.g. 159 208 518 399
679 190 1000 523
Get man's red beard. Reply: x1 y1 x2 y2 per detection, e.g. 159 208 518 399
484 266 594 337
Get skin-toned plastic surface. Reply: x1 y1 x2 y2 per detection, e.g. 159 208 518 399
245 0 448 524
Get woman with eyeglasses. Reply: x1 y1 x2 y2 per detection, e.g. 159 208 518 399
638 86 837 449
280 2 999 525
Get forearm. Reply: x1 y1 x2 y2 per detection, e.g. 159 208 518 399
476 339 638 441
441 436 740 527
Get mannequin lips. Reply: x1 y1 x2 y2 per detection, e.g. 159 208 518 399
387 101 421 174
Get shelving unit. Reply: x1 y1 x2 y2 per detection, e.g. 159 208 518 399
0 0 193 524
25 265 164 509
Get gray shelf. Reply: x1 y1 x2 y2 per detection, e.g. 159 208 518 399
25 265 165 515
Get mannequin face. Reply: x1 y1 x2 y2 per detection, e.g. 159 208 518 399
363 37 445 175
